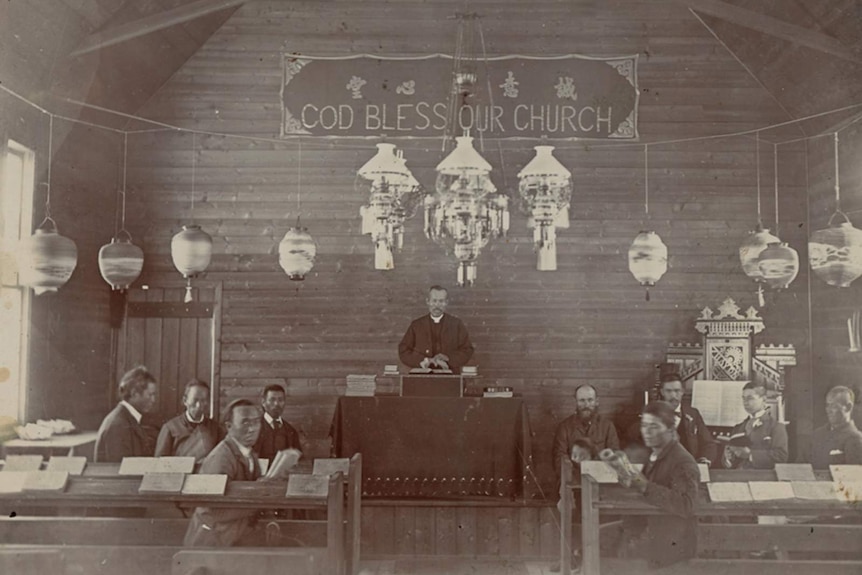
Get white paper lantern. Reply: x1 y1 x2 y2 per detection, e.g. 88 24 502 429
98 234 144 291
739 226 780 281
171 225 212 278
628 230 668 300
18 219 78 295
808 219 862 288
279 226 317 280
758 242 799 290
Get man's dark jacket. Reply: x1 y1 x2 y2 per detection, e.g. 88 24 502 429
398 313 474 372
94 403 154 463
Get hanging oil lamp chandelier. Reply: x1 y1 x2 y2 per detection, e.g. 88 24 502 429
517 145 572 271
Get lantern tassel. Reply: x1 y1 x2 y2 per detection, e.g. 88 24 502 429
757 285 765 308
645 286 650 302
184 279 193 303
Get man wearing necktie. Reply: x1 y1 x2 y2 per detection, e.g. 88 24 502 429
658 374 716 466
155 379 221 462
723 381 788 469
253 384 302 463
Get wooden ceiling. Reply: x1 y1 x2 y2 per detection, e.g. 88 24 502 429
1 0 861 137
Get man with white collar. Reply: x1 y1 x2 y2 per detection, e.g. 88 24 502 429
155 379 221 462
398 285 474 373
809 385 862 468
253 384 302 463
722 381 787 469
659 374 716 466
94 365 158 462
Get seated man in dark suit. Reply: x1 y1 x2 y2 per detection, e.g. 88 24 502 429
155 379 221 463
94 365 158 462
658 374 717 466
809 385 862 468
253 384 302 463
398 285 474 373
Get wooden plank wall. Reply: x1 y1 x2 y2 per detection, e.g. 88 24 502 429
807 123 862 440
124 0 816 491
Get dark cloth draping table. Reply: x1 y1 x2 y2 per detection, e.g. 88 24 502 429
330 396 533 499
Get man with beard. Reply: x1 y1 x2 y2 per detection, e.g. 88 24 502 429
809 385 862 468
552 384 620 482
658 374 716 466
398 285 474 374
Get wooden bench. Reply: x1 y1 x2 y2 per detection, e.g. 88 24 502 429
0 453 362 574
0 469 350 575
559 458 862 575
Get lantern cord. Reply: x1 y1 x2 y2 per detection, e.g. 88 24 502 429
120 133 128 234
644 144 649 216
297 137 302 224
833 132 841 212
755 131 761 225
190 132 196 220
773 142 779 228
43 114 54 223
645 286 650 302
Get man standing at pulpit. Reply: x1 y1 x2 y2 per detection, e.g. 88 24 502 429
398 285 474 373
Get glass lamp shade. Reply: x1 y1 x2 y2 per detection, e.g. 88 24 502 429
18 219 78 295
739 226 780 281
436 136 493 181
757 242 799 290
808 219 862 288
98 235 144 291
357 143 412 185
517 145 572 190
171 225 212 278
628 231 668 286
279 227 317 280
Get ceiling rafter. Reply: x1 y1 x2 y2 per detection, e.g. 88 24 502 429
69 0 246 58
683 0 862 64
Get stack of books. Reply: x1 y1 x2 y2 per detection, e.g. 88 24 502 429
345 374 376 396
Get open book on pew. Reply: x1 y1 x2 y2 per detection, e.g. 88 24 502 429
312 458 350 476
3 454 43 471
182 474 228 495
139 472 186 493
774 463 816 482
286 474 329 497
119 456 195 475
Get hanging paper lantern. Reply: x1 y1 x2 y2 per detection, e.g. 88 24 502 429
757 242 799 290
98 233 144 291
171 225 212 277
18 218 78 295
808 218 862 288
628 231 668 300
279 226 317 280
739 225 780 281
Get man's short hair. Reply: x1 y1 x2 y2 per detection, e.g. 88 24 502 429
222 398 257 424
118 366 156 401
827 385 856 406
660 375 683 387
643 400 676 430
574 384 597 398
183 379 210 399
428 285 448 296
742 381 767 396
262 384 285 398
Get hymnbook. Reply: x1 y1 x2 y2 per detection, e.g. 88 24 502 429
286 474 329 497
24 471 70 492
264 448 301 480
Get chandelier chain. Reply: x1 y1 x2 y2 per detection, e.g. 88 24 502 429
190 132 196 219
755 131 761 224
45 114 54 221
121 132 128 232
833 132 841 211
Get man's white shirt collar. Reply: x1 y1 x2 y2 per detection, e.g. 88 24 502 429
120 400 143 424
185 412 205 424
264 412 282 426
430 314 443 323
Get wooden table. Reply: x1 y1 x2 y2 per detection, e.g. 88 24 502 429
2 431 98 458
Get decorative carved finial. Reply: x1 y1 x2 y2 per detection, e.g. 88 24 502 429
744 306 761 320
716 298 743 320
699 306 714 320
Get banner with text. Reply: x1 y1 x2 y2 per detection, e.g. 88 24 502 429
281 54 639 140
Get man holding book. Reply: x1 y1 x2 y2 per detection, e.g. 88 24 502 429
722 381 787 469
184 399 300 547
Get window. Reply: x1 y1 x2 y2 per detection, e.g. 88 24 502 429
0 140 35 421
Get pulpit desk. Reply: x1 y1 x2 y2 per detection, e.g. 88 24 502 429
330 396 533 500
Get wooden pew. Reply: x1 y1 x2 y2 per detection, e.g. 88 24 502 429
559 458 862 575
0 471 345 575
1 453 362 574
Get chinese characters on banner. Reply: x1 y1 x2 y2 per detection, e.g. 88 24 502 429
281 54 639 139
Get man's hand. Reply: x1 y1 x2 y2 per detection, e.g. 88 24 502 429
420 357 432 369
432 354 450 370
